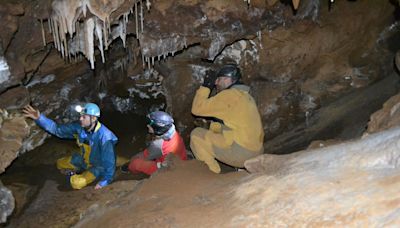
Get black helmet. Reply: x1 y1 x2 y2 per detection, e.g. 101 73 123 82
217 64 241 83
147 111 174 135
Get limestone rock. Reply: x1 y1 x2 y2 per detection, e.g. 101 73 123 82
0 181 14 224
0 114 29 174
0 86 30 110
0 3 24 51
365 93 400 135
8 180 140 227
72 127 400 227
245 126 400 174
139 0 270 60
307 139 341 149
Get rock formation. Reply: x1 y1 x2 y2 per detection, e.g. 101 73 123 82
0 0 400 224
0 181 14 224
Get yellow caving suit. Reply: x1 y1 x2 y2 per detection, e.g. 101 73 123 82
190 84 264 173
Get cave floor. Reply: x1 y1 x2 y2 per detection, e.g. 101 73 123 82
1 135 243 228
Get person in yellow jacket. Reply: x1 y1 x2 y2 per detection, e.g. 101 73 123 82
190 64 264 173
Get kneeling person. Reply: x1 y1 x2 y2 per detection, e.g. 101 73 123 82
23 103 118 190
124 111 187 175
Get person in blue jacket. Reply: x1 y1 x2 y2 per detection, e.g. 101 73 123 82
23 103 118 190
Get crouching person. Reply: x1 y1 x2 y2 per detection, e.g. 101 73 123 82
122 111 187 175
23 103 118 190
190 64 264 173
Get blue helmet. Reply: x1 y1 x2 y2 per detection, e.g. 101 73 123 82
147 111 174 135
76 103 101 117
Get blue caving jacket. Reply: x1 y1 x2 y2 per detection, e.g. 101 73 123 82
36 114 118 187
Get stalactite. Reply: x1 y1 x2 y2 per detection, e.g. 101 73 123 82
48 18 52 33
95 19 105 63
76 21 81 51
46 0 153 69
85 18 95 69
142 52 145 69
146 0 151 11
103 20 108 50
292 0 300 10
135 1 139 35
140 0 144 32
40 19 46 46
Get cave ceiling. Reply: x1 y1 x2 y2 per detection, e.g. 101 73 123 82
0 0 324 94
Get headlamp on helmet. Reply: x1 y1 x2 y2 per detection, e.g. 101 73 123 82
74 103 101 117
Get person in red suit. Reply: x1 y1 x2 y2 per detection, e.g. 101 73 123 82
122 111 187 175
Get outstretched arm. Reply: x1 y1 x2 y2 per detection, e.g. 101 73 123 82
23 105 79 139
23 105 40 120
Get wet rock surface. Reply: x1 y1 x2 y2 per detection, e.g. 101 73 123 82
0 112 30 174
0 0 400 225
75 127 400 227
0 181 14 224
366 92 400 135
3 125 400 227
6 179 141 228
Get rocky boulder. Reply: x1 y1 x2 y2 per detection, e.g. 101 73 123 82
0 181 14 224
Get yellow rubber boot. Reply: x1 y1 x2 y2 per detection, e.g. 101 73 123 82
116 156 130 167
56 156 76 170
70 171 96 190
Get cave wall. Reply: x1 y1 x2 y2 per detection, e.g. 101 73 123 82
160 1 400 152
0 0 398 169
0 0 399 224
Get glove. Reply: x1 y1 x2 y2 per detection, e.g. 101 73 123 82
202 74 216 90
97 180 109 188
